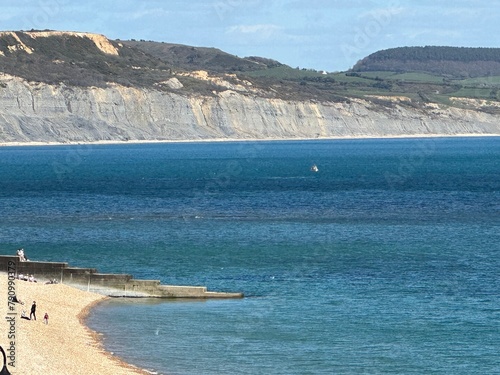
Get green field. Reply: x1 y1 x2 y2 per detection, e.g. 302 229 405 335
459 76 500 86
245 66 326 79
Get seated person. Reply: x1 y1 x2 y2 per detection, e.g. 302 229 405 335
16 248 27 261
11 295 23 304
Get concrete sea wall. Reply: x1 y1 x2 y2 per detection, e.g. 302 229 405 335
0 255 243 298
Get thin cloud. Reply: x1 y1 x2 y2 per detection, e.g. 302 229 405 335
288 0 373 9
442 8 481 17
124 8 171 21
357 6 405 21
404 28 462 41
226 24 282 39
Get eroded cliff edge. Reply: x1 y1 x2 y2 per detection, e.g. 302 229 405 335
0 72 498 144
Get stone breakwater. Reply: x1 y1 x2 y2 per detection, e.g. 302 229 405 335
0 255 243 298
0 73 498 144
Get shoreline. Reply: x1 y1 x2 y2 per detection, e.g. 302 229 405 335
0 274 154 375
0 133 498 147
77 298 154 375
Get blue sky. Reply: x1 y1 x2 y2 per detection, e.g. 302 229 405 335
2 0 500 71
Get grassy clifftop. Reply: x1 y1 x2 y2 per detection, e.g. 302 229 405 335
1 31 499 110
0 30 173 88
120 40 283 73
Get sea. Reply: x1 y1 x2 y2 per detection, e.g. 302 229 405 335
0 137 499 375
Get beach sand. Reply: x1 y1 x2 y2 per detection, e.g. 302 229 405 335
0 275 150 375
0 133 498 148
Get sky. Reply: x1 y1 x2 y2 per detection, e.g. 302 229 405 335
2 0 500 72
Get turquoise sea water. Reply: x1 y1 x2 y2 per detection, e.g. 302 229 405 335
0 138 499 374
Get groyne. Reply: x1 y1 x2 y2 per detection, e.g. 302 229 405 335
0 255 243 298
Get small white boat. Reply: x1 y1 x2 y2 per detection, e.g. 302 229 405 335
310 164 319 172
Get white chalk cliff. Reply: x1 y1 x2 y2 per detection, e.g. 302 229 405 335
0 72 498 144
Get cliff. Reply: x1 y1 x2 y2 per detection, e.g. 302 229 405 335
0 72 498 144
0 31 499 143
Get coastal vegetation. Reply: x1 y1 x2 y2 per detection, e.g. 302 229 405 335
1 31 500 111
352 46 500 77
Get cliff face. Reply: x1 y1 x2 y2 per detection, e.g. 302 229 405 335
0 31 498 143
0 73 498 144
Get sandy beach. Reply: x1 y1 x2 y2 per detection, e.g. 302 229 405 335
0 133 498 148
0 275 150 375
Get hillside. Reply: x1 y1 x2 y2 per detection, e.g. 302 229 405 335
0 31 181 89
120 40 283 73
1 31 500 106
352 46 500 78
0 31 499 144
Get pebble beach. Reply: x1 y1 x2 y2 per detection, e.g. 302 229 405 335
0 275 149 375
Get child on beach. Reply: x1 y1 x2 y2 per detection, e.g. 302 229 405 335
43 312 49 324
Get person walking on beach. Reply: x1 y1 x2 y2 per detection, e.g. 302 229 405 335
30 301 36 320
43 312 49 325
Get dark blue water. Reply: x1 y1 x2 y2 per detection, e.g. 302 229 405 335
0 138 499 374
